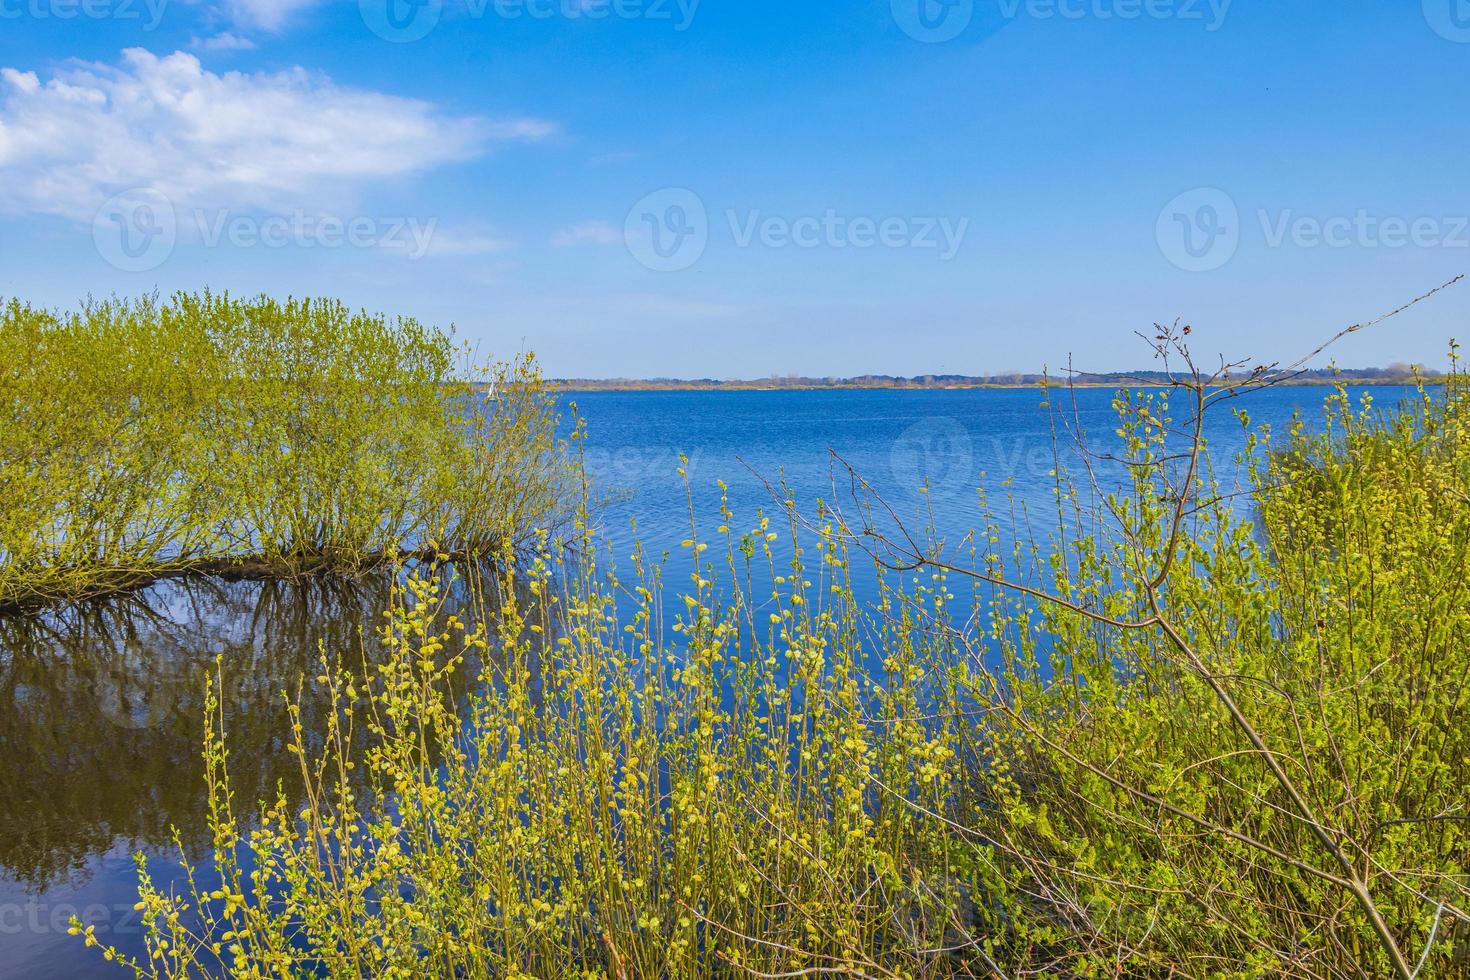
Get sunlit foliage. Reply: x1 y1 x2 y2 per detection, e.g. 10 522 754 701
74 352 1470 978
0 292 567 612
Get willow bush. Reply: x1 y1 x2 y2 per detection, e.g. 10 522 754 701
0 292 567 612
76 348 1470 977
936 364 1470 978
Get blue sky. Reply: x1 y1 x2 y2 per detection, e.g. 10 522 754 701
1 0 1468 378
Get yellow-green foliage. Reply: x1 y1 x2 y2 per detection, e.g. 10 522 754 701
0 292 567 611
963 370 1470 977
77 369 1470 978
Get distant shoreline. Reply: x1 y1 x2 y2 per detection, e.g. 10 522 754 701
547 374 1439 393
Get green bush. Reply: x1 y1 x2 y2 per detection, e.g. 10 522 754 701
0 292 568 611
951 368 1470 977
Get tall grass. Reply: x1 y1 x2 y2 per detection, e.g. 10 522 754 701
0 292 568 612
73 348 1470 977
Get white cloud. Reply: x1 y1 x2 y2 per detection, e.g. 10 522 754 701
485 118 560 141
0 68 39 95
552 219 621 246
0 48 556 222
192 32 258 51
220 0 322 31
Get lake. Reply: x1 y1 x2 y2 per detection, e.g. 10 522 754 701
0 384 1419 978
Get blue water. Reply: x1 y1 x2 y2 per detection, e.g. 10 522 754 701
0 384 1419 978
564 386 1407 600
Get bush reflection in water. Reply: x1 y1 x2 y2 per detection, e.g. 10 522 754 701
0 563 500 894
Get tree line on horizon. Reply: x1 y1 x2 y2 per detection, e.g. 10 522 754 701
548 362 1441 390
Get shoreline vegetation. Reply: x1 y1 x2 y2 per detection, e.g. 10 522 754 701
51 287 1470 977
0 291 569 615
548 364 1442 392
